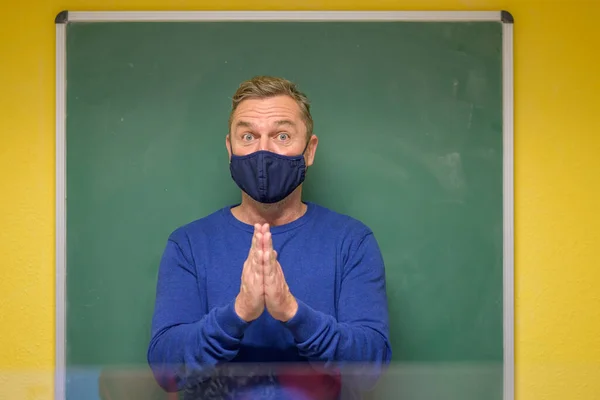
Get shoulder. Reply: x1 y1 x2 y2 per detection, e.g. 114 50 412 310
166 206 230 245
307 203 383 271
307 202 374 242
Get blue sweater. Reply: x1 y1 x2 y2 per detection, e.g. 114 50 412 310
147 202 392 399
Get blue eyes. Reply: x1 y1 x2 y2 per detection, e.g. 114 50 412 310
241 133 290 141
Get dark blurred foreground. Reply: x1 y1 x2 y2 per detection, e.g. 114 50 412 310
63 362 503 400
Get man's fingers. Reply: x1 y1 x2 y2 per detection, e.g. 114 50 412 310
265 250 283 293
263 250 275 279
256 232 264 254
271 251 280 273
263 250 271 272
264 232 273 252
247 224 271 276
256 224 268 251
250 235 256 256
241 261 249 279
248 225 259 257
261 223 270 234
251 247 261 276
255 249 264 270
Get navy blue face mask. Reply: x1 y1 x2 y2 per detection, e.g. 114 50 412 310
229 141 309 204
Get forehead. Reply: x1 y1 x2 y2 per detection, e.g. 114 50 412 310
232 95 302 122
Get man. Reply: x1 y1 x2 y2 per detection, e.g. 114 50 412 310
147 76 392 400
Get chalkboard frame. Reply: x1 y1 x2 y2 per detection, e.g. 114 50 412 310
54 10 514 400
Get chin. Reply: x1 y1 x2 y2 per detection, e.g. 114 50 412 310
258 197 288 210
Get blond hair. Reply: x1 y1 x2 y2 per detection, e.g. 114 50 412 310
229 76 313 136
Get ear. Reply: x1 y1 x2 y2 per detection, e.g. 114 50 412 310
225 134 232 161
304 134 319 167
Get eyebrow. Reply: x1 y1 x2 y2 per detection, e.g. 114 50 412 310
235 120 255 129
274 120 296 127
234 120 297 129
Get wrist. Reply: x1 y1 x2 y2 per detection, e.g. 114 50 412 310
214 298 250 339
281 295 298 322
234 294 253 322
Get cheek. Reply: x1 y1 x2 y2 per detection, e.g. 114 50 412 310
236 142 260 155
284 141 308 156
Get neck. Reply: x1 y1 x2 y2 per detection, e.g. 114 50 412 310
231 187 307 227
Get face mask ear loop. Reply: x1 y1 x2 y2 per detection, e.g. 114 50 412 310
301 136 311 156
301 135 311 173
228 135 234 164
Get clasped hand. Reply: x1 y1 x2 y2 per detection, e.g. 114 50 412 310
235 223 298 323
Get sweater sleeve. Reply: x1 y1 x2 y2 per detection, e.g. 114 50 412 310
282 231 392 390
147 233 249 392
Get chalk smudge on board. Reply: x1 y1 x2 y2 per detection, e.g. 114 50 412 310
435 152 466 190
468 103 474 130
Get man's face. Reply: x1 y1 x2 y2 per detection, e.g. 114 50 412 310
226 95 318 167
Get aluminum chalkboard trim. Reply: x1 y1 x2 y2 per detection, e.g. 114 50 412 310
54 20 67 400
502 20 515 400
58 10 505 22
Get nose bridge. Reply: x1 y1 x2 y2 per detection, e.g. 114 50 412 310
259 135 268 151
258 130 273 151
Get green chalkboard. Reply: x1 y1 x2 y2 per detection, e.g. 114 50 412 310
61 13 511 400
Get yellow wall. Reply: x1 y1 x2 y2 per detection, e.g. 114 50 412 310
1 0 598 399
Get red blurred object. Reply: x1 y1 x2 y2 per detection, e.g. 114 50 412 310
278 367 342 400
